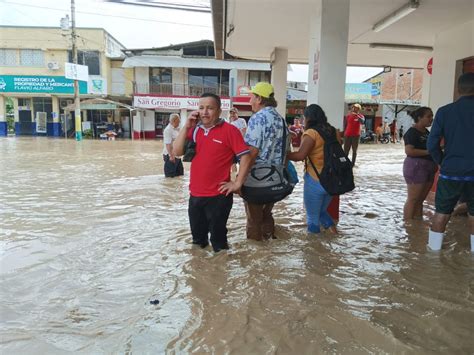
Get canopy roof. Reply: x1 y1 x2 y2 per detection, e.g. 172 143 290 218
211 0 473 68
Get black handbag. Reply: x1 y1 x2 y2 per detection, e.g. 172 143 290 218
182 126 198 162
182 140 196 162
241 116 294 205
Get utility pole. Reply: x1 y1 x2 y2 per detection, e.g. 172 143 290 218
71 0 82 141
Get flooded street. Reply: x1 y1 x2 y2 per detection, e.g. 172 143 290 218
1 138 473 354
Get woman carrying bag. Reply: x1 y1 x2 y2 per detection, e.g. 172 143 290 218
287 104 338 234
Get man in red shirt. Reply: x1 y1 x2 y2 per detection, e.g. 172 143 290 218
344 103 365 165
289 117 304 148
173 93 252 252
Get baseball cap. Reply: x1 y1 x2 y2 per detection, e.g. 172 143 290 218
230 107 238 113
353 103 362 109
251 82 274 98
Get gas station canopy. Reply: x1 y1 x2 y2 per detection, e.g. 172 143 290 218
211 0 473 68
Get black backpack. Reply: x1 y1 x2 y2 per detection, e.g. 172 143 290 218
307 126 355 196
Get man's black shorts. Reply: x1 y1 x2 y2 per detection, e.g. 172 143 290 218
435 178 474 215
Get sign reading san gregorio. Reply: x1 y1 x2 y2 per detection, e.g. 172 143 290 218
134 96 231 110
0 75 88 94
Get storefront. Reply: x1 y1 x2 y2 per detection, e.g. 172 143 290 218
0 74 88 136
133 94 231 139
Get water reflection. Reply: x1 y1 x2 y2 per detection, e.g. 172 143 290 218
1 138 473 353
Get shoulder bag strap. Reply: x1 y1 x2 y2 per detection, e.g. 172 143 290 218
280 115 288 165
307 128 322 179
307 154 322 180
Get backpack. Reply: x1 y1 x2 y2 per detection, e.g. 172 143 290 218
307 126 355 196
241 115 295 205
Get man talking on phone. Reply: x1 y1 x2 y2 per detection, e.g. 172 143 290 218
173 93 252 252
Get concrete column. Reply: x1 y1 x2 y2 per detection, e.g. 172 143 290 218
421 56 432 106
13 97 20 135
50 96 61 137
270 47 288 118
13 98 19 123
429 20 473 111
307 0 350 130
0 96 6 136
180 108 188 127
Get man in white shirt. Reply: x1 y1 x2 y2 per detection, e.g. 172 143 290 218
163 113 183 177
229 107 247 136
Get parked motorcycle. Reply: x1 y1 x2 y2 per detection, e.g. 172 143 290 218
360 130 376 143
379 133 390 144
360 131 390 144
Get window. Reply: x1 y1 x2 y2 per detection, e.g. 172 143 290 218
18 98 31 109
68 50 101 75
20 49 44 66
0 49 17 66
150 68 172 84
188 69 230 95
249 71 271 86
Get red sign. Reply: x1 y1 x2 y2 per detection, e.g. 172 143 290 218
237 85 251 96
312 50 320 84
427 57 433 75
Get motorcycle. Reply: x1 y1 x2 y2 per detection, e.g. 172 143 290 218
360 130 376 143
360 131 390 144
379 133 390 144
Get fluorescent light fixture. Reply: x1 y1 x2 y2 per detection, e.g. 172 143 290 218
369 43 433 52
372 0 420 32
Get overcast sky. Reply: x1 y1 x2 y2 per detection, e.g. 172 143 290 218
0 0 382 83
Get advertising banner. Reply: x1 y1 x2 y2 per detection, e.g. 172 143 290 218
36 112 47 133
65 63 89 81
345 83 372 101
88 76 107 95
0 75 88 94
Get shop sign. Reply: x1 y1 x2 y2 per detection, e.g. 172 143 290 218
427 57 433 75
370 81 381 96
88 76 107 95
134 96 231 110
0 75 88 94
345 83 372 100
312 50 320 84
237 85 251 96
65 63 89 81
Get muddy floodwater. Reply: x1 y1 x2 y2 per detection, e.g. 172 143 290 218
1 138 473 354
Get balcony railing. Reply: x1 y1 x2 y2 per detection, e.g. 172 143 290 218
134 83 229 97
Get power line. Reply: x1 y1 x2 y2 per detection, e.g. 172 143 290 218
1 1 212 28
104 0 211 13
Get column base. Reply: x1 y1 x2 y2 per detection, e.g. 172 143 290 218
15 122 36 135
0 122 7 136
47 122 62 137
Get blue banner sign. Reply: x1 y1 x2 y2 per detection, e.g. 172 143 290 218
0 75 88 94
345 83 373 101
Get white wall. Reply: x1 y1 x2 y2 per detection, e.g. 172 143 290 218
382 105 412 133
429 20 474 111
143 110 155 131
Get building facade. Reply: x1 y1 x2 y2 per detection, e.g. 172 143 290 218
123 40 271 139
0 26 133 137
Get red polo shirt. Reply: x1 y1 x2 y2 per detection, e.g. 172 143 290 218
187 120 250 197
